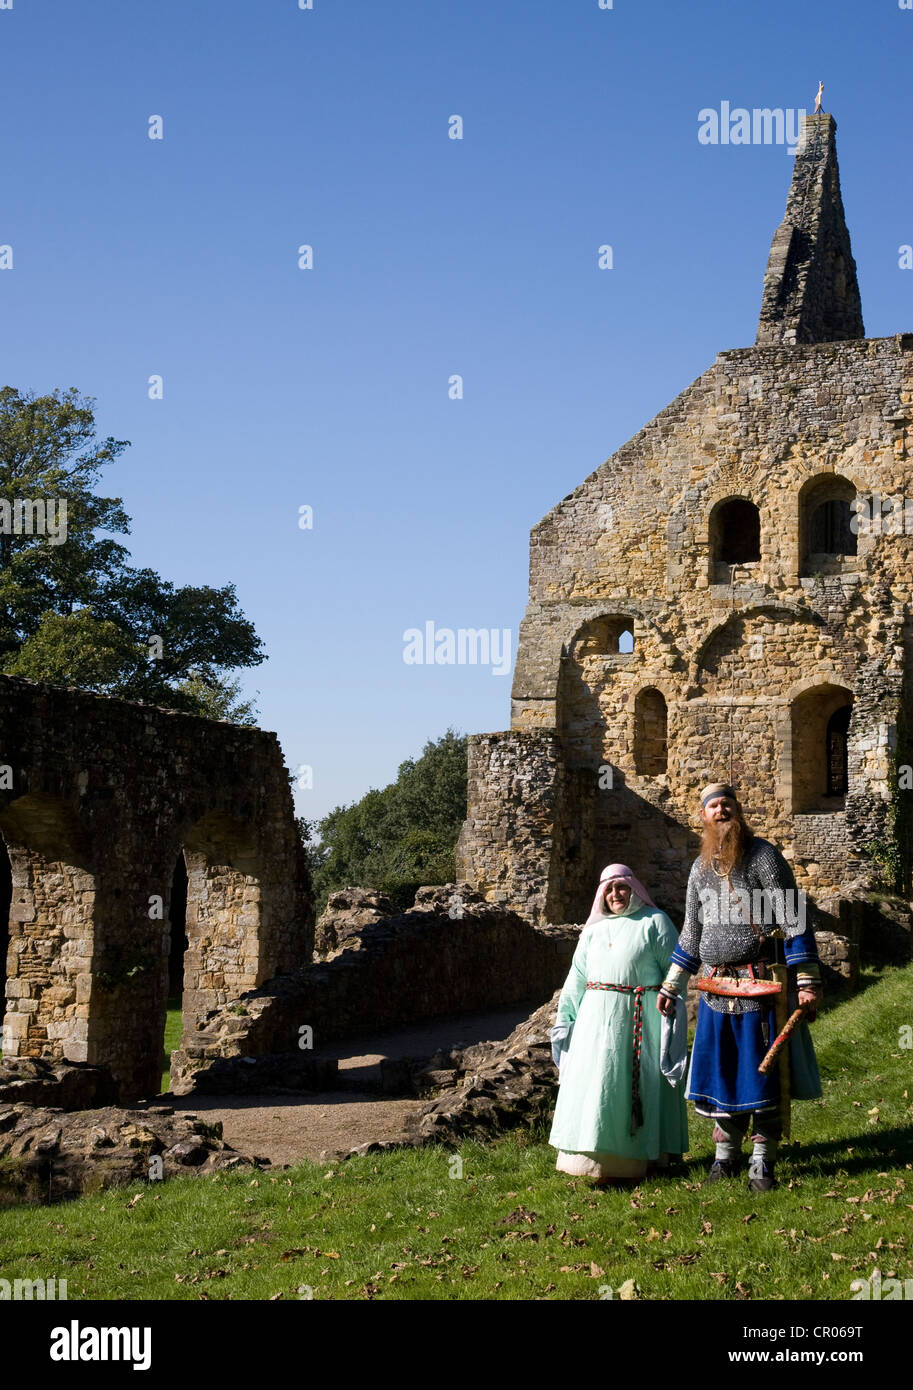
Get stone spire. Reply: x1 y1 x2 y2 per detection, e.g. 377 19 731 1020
756 112 864 345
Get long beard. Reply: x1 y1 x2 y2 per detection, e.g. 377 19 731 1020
700 816 751 875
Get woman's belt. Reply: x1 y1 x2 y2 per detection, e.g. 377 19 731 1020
695 963 781 998
585 982 660 1135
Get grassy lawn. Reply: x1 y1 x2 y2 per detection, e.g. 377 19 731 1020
1 964 911 1300
160 1000 183 1094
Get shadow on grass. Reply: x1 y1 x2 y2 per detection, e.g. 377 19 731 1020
783 1125 913 1177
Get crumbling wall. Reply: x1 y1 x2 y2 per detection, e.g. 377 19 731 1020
171 888 578 1095
0 675 312 1102
460 334 913 923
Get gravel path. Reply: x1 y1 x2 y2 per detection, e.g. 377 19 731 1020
162 1001 539 1167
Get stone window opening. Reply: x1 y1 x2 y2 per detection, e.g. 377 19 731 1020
710 497 762 568
634 688 668 775
825 704 850 797
790 685 853 812
800 475 857 576
568 615 636 658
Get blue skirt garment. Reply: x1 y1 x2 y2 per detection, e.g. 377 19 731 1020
687 996 822 1115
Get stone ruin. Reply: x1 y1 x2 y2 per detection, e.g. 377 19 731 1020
457 113 913 931
3 112 912 1197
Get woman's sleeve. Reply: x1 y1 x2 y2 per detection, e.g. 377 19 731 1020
555 927 589 1028
649 910 681 974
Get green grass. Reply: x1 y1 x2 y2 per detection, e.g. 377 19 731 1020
1 964 912 1300
160 999 183 1093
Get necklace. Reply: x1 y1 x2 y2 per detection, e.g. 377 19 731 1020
710 856 731 882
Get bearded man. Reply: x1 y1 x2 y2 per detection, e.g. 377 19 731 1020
656 783 823 1192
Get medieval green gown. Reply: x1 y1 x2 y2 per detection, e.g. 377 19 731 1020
549 901 688 1177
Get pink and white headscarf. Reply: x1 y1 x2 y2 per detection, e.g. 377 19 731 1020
585 863 656 925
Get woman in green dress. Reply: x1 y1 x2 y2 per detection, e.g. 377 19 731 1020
549 863 688 1186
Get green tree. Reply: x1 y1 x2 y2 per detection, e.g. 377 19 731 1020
307 729 468 914
0 386 264 722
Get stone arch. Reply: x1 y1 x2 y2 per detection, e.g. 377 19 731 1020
798 473 857 575
694 604 824 692
0 794 95 1064
789 683 853 812
634 688 668 775
179 810 262 1027
568 614 637 657
709 495 761 568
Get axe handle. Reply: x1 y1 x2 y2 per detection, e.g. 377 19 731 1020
758 1006 805 1075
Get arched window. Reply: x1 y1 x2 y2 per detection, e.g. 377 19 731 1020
569 615 636 658
809 499 856 557
710 498 761 566
634 688 668 775
790 685 852 812
826 705 851 797
800 475 857 574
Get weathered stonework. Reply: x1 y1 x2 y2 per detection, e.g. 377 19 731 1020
458 113 913 925
171 889 578 1095
0 1102 262 1203
0 676 312 1102
314 887 395 957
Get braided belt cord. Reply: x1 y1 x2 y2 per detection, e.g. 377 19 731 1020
585 982 660 1134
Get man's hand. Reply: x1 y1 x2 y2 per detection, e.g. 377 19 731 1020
657 992 677 1017
798 986 821 1022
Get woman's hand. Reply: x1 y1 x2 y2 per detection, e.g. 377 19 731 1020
657 992 677 1017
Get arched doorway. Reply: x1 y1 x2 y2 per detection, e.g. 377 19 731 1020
157 811 261 1092
159 852 189 1092
790 685 853 811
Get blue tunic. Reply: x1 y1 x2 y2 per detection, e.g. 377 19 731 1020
670 840 823 1117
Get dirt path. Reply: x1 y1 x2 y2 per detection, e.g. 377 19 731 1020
158 1001 538 1167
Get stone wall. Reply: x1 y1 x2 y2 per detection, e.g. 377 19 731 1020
0 676 312 1102
171 889 578 1094
458 114 912 926
460 332 913 923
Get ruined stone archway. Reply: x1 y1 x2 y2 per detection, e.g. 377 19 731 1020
0 794 95 1065
0 674 312 1102
180 810 262 1027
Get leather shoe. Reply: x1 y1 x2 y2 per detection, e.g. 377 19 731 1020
706 1158 739 1182
746 1161 777 1193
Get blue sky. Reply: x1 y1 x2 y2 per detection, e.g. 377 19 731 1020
1 0 910 823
